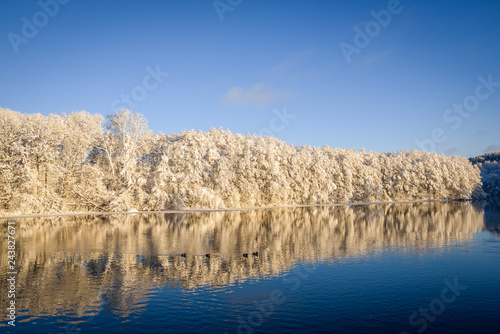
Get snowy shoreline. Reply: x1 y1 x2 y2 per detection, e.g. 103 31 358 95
0 199 452 220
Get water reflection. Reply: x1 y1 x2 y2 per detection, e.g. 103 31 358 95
0 202 485 323
480 200 500 234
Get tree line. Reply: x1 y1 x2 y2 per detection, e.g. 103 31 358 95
470 152 500 198
0 108 484 215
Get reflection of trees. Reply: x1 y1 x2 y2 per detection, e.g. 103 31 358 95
479 200 500 234
0 202 484 320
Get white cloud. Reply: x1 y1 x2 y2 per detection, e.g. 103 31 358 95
221 83 288 106
271 47 314 75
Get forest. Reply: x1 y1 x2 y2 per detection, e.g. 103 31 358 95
470 152 500 198
0 107 488 215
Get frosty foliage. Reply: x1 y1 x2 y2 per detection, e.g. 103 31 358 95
470 153 500 198
479 162 500 197
0 108 482 214
469 152 500 165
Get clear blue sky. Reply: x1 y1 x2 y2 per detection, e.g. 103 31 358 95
1 0 499 158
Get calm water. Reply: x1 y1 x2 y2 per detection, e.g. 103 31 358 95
1 201 500 333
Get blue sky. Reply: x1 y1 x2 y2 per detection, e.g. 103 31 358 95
1 0 499 158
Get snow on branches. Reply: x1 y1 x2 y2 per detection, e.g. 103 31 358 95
0 108 483 214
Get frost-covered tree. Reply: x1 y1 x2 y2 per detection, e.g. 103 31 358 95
94 109 152 210
470 152 500 199
479 162 500 197
470 152 500 165
0 107 484 215
57 112 103 194
0 108 28 211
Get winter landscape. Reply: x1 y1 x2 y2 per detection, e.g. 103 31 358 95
1 107 498 216
1 1 500 333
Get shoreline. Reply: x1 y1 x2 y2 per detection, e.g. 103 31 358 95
0 199 451 220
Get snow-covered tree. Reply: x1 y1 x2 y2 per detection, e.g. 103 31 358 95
0 107 485 215
470 152 500 199
475 161 500 198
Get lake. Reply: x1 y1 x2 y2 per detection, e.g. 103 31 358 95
1 201 499 333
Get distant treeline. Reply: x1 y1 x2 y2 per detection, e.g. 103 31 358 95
469 152 500 164
470 152 500 198
0 108 483 215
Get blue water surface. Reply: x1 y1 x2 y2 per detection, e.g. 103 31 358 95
1 201 499 333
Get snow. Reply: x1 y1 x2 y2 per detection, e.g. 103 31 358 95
0 108 484 215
